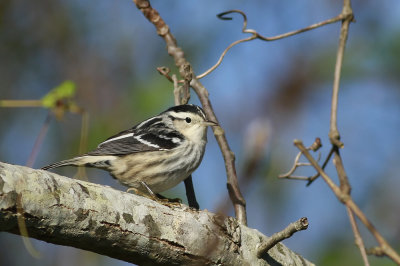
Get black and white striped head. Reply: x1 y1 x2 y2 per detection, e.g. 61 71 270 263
162 104 217 143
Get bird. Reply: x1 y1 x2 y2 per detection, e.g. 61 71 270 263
42 104 217 197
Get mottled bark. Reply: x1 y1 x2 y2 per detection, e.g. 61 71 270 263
0 162 313 265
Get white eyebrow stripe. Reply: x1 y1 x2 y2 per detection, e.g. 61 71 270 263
100 133 134 145
169 112 189 120
134 135 160 149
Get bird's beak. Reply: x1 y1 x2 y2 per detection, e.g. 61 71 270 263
203 120 219 127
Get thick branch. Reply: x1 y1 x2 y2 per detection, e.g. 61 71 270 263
0 162 313 265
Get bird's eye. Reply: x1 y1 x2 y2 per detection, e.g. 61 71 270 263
185 117 191 123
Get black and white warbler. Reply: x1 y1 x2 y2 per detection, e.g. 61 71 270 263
42 104 217 195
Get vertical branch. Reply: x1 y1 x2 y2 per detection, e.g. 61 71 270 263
332 148 351 195
133 0 247 224
172 74 181 106
329 0 353 147
181 63 192 104
191 79 247 224
327 2 375 263
347 206 369 266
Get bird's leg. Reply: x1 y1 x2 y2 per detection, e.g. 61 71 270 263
184 175 199 209
139 182 182 204
139 181 158 198
126 185 158 201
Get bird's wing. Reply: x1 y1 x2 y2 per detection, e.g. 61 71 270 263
86 129 184 156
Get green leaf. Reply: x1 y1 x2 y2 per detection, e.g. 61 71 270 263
41 80 76 108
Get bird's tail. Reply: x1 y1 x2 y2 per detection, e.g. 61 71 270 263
41 156 87 170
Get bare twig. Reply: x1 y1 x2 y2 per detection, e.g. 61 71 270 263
279 1 375 263
332 148 351 195
197 10 351 79
294 140 400 264
257 217 309 258
197 35 256 79
157 66 174 82
347 206 370 266
306 147 334 186
133 0 247 225
329 0 354 148
172 74 181 106
278 151 303 179
325 2 372 264
367 247 385 257
180 63 192 104
191 79 247 225
279 137 322 180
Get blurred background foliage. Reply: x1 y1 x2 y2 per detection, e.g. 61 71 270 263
1 0 400 265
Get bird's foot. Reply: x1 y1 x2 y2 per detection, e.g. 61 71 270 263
155 194 182 206
127 183 182 207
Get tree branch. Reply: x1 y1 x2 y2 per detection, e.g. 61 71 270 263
329 0 354 147
0 162 313 265
133 0 247 225
197 10 350 79
293 141 400 264
257 217 309 258
346 206 369 266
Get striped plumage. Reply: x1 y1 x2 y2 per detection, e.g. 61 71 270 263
42 104 216 193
